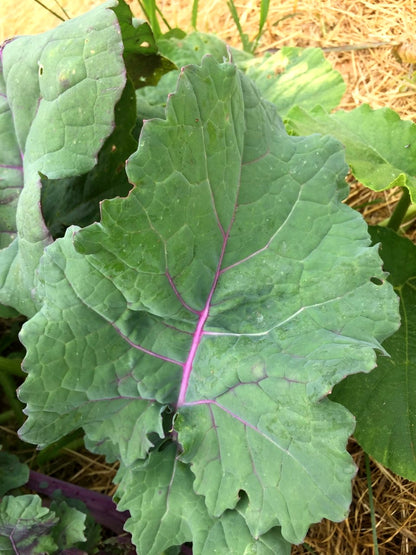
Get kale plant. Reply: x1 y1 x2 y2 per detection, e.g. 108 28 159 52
0 1 408 552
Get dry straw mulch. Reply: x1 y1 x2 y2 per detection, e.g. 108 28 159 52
1 1 416 554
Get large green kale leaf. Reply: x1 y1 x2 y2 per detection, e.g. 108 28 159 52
18 55 399 551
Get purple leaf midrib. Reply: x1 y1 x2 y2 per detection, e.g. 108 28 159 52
176 161 242 407
176 232 228 408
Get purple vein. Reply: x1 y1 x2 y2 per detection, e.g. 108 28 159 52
0 164 23 171
110 321 183 367
220 187 302 274
165 270 200 315
176 197 240 407
184 399 294 456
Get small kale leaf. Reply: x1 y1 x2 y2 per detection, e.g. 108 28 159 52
19 55 399 549
0 450 29 495
0 494 86 554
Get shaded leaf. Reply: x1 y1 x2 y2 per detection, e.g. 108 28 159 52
19 56 399 548
40 78 137 239
286 104 416 201
112 1 177 89
332 226 416 480
49 499 86 550
0 451 29 495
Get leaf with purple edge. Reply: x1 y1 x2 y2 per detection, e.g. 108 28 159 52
0 1 127 316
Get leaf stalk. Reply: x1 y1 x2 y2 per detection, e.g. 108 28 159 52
386 187 412 232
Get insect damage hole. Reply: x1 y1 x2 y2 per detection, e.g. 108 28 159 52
370 276 384 285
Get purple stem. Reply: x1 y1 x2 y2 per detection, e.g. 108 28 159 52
27 470 129 535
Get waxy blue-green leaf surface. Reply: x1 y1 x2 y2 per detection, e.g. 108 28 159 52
0 0 126 316
116 443 290 554
0 43 22 250
19 56 399 550
332 226 416 480
286 104 416 201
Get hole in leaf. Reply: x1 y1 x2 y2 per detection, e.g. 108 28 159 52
370 276 384 285
237 489 248 502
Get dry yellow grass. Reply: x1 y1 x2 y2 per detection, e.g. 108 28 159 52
2 1 416 554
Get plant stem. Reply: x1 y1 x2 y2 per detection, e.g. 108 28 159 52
28 469 130 535
365 452 379 555
52 0 69 19
33 0 65 21
138 0 162 38
191 0 199 30
252 0 270 52
302 543 318 554
227 0 251 52
386 187 411 231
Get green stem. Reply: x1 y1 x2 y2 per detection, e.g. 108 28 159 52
227 0 251 52
386 187 411 232
302 542 317 554
191 0 199 30
379 202 416 227
138 0 162 39
365 452 379 555
33 0 65 21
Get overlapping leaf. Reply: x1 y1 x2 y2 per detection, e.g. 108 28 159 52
332 226 416 480
19 55 399 550
116 443 290 554
240 47 345 115
0 0 126 315
136 34 344 124
287 104 416 201
0 42 22 250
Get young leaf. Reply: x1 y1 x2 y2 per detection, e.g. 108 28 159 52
19 56 399 548
0 1 126 316
332 226 416 480
0 450 29 495
0 495 58 554
287 104 416 201
48 499 87 550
